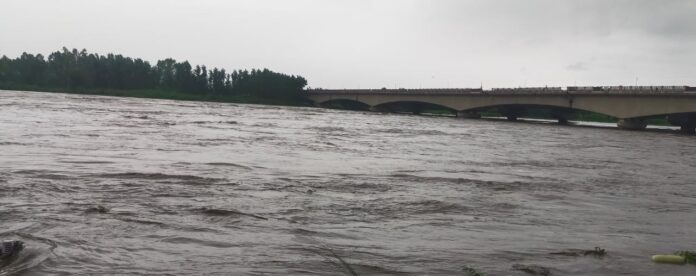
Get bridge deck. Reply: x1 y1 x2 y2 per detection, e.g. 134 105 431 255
305 88 696 96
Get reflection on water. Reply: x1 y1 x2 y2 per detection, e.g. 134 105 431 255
1 90 695 275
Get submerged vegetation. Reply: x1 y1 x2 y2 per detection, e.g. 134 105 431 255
0 48 308 105
511 264 551 276
462 265 485 276
677 251 696 265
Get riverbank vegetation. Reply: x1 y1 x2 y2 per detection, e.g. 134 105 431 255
0 48 308 105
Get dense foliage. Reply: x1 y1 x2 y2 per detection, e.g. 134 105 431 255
0 48 307 100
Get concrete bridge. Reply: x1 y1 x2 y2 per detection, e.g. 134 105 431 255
304 87 696 133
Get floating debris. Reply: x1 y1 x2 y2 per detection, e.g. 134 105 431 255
652 251 696 265
652 255 686 265
85 205 109 214
551 247 606 257
0 240 24 259
585 247 606 257
512 264 550 276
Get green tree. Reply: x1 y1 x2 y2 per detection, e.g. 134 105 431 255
0 47 308 102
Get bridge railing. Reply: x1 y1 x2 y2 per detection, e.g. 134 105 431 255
305 88 485 95
305 86 696 95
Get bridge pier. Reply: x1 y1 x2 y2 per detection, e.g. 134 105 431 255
409 103 425 115
551 108 574 125
617 118 647 130
456 111 481 119
369 106 388 113
680 126 696 134
498 106 525 122
668 114 696 134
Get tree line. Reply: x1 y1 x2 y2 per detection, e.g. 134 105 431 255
0 47 307 100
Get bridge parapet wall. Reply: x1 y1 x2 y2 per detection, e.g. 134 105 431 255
305 88 696 97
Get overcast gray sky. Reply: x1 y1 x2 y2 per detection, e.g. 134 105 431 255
1 0 695 88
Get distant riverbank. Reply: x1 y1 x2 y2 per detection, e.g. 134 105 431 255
0 48 309 106
0 85 312 106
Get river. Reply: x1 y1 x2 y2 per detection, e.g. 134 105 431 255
1 90 695 275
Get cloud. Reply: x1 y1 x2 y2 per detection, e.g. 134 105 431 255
567 62 588 71
1 0 695 88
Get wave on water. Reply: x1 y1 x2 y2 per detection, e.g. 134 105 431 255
205 162 252 170
0 142 27 146
92 172 218 182
3 91 696 275
198 207 268 220
58 160 115 164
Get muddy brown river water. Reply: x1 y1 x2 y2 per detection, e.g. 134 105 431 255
1 90 695 275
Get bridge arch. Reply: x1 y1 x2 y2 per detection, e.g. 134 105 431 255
315 98 371 111
458 104 617 122
306 92 696 132
311 93 696 119
372 101 457 115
